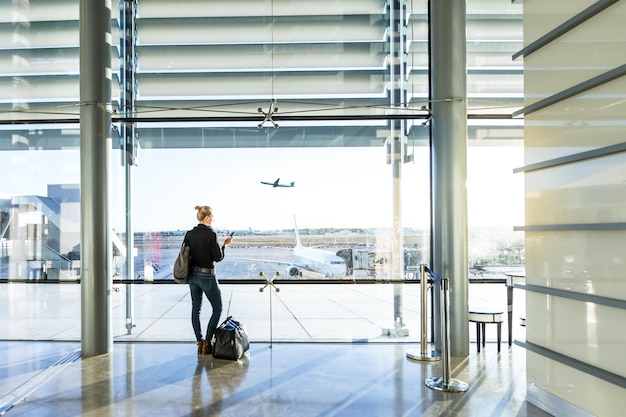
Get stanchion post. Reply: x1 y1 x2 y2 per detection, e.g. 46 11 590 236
407 264 440 362
425 274 468 393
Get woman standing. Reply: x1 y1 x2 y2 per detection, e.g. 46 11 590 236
185 205 233 354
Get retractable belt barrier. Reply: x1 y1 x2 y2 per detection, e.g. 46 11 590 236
406 264 440 362
421 265 469 393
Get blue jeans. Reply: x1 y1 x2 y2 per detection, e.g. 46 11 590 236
188 268 222 343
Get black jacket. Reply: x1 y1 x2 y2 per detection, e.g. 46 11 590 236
185 224 224 269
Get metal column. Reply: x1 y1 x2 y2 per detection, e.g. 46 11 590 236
429 0 469 356
388 0 410 336
80 0 113 356
120 0 139 335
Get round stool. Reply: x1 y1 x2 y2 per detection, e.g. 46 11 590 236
469 308 504 352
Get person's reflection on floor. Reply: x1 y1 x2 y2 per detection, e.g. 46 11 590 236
191 354 249 415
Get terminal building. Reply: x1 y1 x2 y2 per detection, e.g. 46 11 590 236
0 184 81 280
0 1 624 416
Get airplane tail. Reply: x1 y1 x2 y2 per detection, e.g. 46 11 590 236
293 216 303 248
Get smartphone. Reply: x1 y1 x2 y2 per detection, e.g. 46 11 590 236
229 231 235 237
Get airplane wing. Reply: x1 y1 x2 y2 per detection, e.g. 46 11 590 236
260 178 295 187
260 178 281 187
228 255 327 278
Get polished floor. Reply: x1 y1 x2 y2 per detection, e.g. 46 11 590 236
0 282 543 416
0 340 552 417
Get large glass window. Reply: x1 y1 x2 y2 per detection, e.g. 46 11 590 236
0 0 524 342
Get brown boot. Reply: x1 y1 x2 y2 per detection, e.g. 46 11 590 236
201 340 212 355
197 340 204 354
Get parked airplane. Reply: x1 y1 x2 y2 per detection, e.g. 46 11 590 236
229 217 347 279
261 178 295 188
287 217 346 278
248 227 283 236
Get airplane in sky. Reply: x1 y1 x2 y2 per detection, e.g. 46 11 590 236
260 178 295 188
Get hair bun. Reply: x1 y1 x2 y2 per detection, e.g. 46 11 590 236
194 205 201 210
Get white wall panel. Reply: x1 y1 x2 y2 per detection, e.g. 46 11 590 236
525 230 626 300
525 154 626 225
523 1 626 415
523 0 596 43
524 1 626 105
527 351 626 417
526 293 625 375
524 76 626 164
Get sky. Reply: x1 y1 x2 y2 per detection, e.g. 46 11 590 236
1 145 524 233
120 146 417 232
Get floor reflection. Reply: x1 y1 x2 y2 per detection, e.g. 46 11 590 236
1 341 552 417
